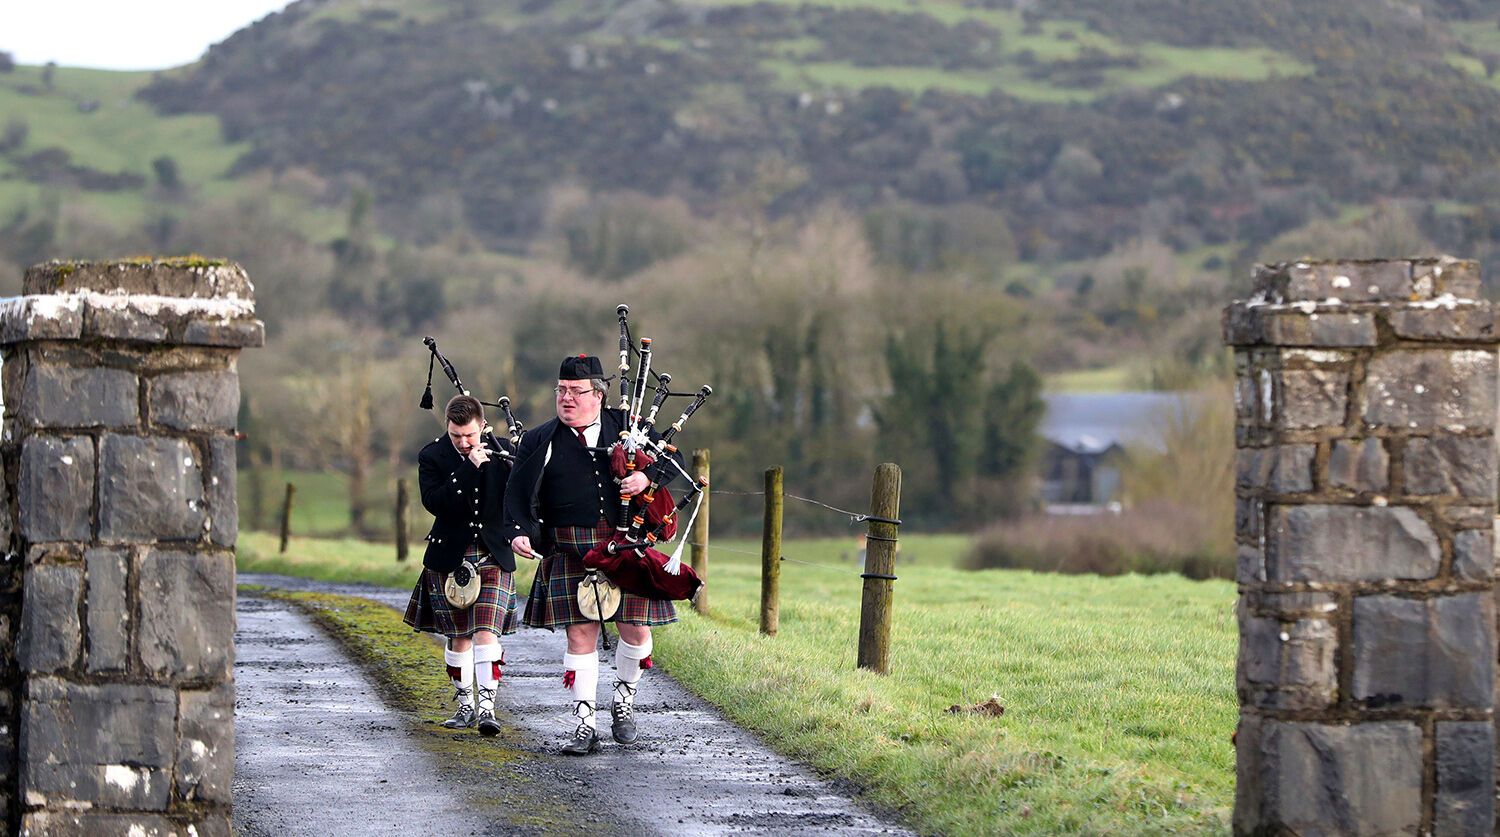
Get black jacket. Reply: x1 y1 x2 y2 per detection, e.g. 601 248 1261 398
503 408 682 545
418 433 515 573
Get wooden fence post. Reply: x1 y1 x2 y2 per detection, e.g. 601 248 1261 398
857 463 902 674
759 465 783 637
278 482 296 554
395 477 410 562
691 449 710 615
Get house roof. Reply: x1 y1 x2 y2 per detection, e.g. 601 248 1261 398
1040 392 1186 455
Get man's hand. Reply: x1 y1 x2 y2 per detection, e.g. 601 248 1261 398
511 535 539 559
620 471 649 496
467 444 491 469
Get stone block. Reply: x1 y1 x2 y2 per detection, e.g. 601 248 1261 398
207 436 237 548
1243 590 1339 618
1237 545 1265 584
1403 436 1497 499
137 550 233 679
1386 303 1498 342
177 683 234 803
19 437 94 542
1254 260 1415 303
86 302 169 342
1412 256 1482 300
1453 528 1494 581
1238 607 1337 711
148 371 239 431
1275 369 1347 429
183 318 265 348
85 548 130 673
0 295 83 344
25 762 170 811
1328 438 1388 493
18 365 138 428
98 435 204 542
1236 445 1315 493
20 680 176 811
1439 505 1494 530
1266 505 1440 582
19 812 223 836
1234 717 1422 835
1436 721 1493 836
25 259 253 300
1268 311 1377 347
18 564 81 674
1224 306 1378 347
1362 350 1497 430
1353 593 1493 709
1235 498 1262 544
1234 372 1256 422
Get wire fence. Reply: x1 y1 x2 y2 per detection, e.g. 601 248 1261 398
706 488 896 574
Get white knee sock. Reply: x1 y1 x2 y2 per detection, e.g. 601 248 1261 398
474 643 503 713
445 647 474 709
563 651 599 730
613 637 653 706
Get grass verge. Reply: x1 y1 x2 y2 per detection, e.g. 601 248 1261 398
239 532 1236 835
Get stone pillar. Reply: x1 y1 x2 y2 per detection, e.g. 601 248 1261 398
1225 257 1498 836
0 260 262 835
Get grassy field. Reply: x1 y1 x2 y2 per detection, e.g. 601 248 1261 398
236 529 1237 835
0 63 349 239
239 465 425 540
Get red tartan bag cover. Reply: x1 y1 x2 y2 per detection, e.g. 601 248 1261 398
608 443 679 541
582 534 702 601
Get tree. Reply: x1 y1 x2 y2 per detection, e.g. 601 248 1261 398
151 155 182 193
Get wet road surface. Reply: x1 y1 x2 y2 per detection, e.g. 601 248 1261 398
236 574 910 836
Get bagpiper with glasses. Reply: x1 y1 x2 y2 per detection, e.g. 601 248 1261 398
403 394 519 736
504 355 683 754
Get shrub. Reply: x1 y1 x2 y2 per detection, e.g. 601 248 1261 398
962 501 1232 579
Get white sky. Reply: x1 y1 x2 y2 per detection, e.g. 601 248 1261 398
0 0 295 71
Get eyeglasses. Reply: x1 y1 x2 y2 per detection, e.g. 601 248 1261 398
554 386 597 399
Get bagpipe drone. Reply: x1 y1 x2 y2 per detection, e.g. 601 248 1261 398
418 335 525 458
580 304 712 605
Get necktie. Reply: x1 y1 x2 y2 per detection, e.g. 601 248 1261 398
574 427 588 448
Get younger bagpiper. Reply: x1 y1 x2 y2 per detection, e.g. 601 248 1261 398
403 395 519 735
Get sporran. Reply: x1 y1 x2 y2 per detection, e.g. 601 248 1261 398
444 560 483 609
577 569 621 621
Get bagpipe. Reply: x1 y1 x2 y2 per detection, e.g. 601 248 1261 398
580 304 713 606
418 335 524 460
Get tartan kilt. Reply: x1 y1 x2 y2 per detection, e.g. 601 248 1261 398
524 518 678 630
403 542 520 639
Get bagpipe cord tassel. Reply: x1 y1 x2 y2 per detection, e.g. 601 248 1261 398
419 352 436 410
664 489 705 575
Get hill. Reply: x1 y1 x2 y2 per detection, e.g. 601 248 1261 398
124 0 1500 260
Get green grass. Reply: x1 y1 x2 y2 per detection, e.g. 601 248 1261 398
685 0 1310 101
1451 20 1500 54
0 64 353 239
238 530 437 590
239 465 421 539
237 531 1237 835
1446 53 1500 91
1045 366 1133 393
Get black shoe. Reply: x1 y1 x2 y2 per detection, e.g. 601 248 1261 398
610 701 638 745
560 724 600 755
441 704 476 729
477 707 502 737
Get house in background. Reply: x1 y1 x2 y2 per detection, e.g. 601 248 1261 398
1039 392 1181 510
